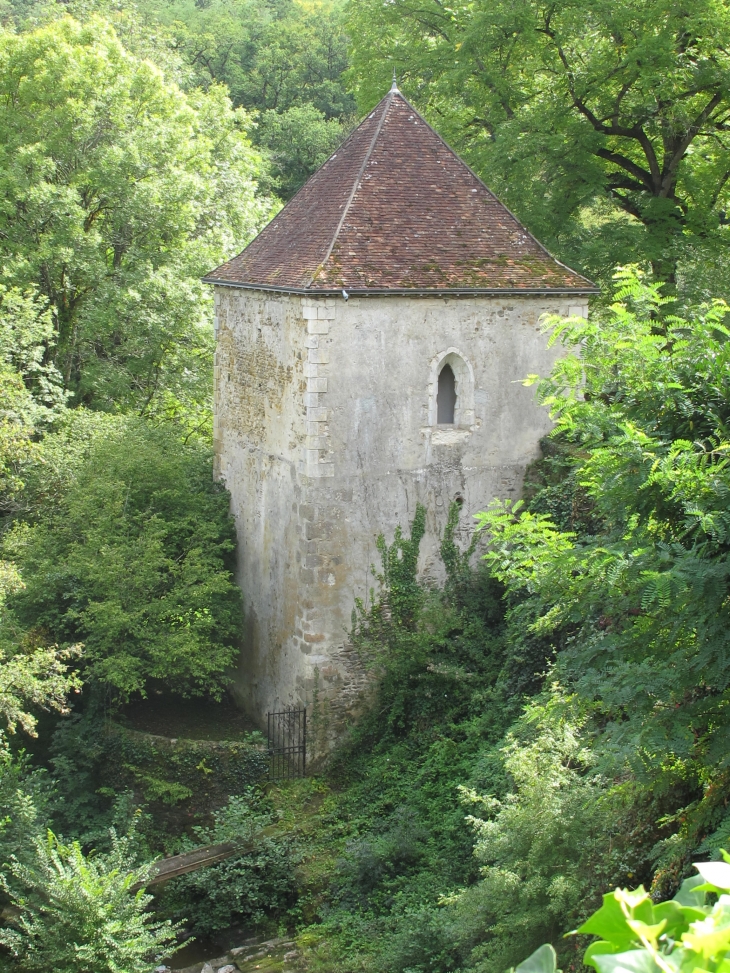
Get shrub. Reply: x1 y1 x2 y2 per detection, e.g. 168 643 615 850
515 853 730 973
0 829 180 973
157 793 298 936
4 414 243 700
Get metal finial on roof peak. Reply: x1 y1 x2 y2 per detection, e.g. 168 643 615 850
391 70 399 92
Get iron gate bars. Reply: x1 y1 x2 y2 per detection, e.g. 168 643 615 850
267 707 306 780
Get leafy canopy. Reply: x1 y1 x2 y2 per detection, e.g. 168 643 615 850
0 286 80 736
134 0 356 197
0 15 275 421
4 415 243 700
347 0 730 293
476 270 730 869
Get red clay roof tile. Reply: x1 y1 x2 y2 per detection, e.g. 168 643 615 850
205 87 597 295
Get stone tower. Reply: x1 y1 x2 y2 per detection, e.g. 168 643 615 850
204 84 597 746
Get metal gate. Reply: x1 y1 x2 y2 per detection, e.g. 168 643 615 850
267 707 306 780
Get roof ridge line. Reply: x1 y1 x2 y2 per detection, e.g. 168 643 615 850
391 92 597 290
305 90 394 289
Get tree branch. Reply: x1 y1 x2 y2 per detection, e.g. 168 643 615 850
597 148 654 190
660 92 725 196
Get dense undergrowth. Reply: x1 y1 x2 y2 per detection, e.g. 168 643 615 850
0 1 729 969
282 273 730 973
1 274 729 972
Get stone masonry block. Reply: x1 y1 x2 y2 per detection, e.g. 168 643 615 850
307 407 328 422
307 377 328 393
316 539 340 555
317 306 335 319
302 307 318 320
306 421 327 436
303 362 319 378
308 349 330 364
306 435 328 449
304 392 320 408
307 320 330 334
306 521 332 540
305 449 322 465
304 335 319 348
308 463 334 478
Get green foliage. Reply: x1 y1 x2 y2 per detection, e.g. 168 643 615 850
0 15 274 420
258 103 350 199
0 829 180 973
347 0 730 295
46 715 145 851
4 415 242 699
46 712 268 849
139 0 353 115
0 286 81 734
451 697 623 973
132 0 355 197
109 728 269 815
0 733 48 878
476 270 730 886
306 508 516 972
0 283 67 516
351 504 506 738
374 501 426 631
157 792 298 937
517 854 730 973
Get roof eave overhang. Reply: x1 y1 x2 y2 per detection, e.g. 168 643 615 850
202 277 600 297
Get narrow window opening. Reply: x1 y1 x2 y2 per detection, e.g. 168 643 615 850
437 364 456 424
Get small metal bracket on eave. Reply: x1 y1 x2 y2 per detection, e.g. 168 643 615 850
201 277 600 298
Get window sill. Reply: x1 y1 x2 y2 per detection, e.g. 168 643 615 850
428 425 472 445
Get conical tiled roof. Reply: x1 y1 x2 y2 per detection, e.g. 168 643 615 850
205 86 597 295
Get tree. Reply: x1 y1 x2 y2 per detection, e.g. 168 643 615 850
0 285 66 512
476 270 730 881
0 286 80 737
139 0 354 118
0 16 275 420
0 830 180 973
134 0 355 197
452 698 619 973
346 0 730 294
3 414 243 701
258 104 349 199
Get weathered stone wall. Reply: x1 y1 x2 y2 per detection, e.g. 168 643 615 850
214 287 588 756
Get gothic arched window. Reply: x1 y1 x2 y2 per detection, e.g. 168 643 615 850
429 349 475 432
437 364 456 424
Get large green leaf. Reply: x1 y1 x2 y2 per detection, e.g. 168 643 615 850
674 876 708 909
584 940 620 970
694 863 730 892
593 949 668 973
653 900 704 939
515 943 558 973
578 892 651 947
